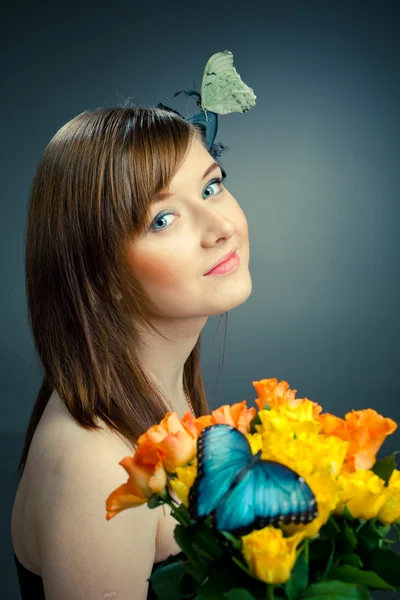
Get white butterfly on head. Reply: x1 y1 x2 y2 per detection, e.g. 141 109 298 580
157 50 257 159
200 50 257 117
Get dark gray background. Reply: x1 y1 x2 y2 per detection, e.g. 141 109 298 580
1 1 399 598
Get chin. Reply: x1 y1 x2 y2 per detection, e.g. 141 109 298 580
206 271 252 315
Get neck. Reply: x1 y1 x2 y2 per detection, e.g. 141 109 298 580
135 315 207 415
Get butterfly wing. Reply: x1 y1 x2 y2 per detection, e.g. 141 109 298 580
200 50 257 115
213 465 258 533
215 460 318 536
257 461 317 525
188 424 253 519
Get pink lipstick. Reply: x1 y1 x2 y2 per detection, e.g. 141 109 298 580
204 251 240 276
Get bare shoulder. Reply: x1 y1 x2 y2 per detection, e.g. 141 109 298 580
34 393 181 599
36 417 153 599
35 390 167 544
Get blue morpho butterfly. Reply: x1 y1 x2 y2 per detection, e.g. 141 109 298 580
188 424 318 537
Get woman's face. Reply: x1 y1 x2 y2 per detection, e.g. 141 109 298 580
125 136 252 319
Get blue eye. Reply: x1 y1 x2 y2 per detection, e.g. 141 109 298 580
149 169 227 234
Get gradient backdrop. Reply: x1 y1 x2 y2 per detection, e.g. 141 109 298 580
1 1 399 597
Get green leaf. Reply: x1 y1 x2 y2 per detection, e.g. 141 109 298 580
194 594 223 600
362 546 400 588
342 505 356 521
147 493 166 509
189 523 224 560
318 515 340 540
194 559 268 600
356 519 396 555
173 501 192 521
328 565 394 590
174 524 205 564
339 520 358 553
341 553 363 568
371 451 400 485
300 580 372 599
183 562 210 586
249 413 263 433
219 530 243 551
308 537 336 578
180 569 205 597
195 565 238 599
284 553 308 600
321 538 336 579
367 518 391 539
230 555 254 579
222 590 258 600
379 537 397 546
357 520 383 551
355 519 367 535
148 560 186 600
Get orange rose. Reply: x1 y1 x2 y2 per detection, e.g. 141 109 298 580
106 411 211 521
181 411 213 439
253 378 322 418
105 441 167 520
319 409 397 471
318 413 346 436
211 400 256 435
138 411 197 472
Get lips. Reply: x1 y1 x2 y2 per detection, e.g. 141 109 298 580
204 247 238 275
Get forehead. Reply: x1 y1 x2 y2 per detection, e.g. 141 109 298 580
153 139 221 203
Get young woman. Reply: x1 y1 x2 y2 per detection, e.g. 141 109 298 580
11 105 252 599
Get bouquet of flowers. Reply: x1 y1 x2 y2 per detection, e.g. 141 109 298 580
105 378 400 599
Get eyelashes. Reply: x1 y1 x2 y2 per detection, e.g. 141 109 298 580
149 168 227 234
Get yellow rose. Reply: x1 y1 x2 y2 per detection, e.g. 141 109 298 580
335 470 389 520
246 432 263 455
378 469 400 525
241 526 305 584
168 459 198 506
256 430 348 481
258 400 322 438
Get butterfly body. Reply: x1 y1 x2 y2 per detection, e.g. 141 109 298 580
188 424 318 537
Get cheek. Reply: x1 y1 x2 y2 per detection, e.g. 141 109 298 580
128 249 178 287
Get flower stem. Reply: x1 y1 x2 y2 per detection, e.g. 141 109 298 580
231 556 252 576
266 583 275 599
304 538 309 563
162 493 191 526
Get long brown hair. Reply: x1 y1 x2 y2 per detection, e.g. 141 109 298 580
16 104 227 480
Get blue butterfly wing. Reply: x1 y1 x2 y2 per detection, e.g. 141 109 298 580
215 460 318 535
257 461 317 525
213 466 257 532
188 424 252 518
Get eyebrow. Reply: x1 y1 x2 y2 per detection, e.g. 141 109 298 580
153 161 221 203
